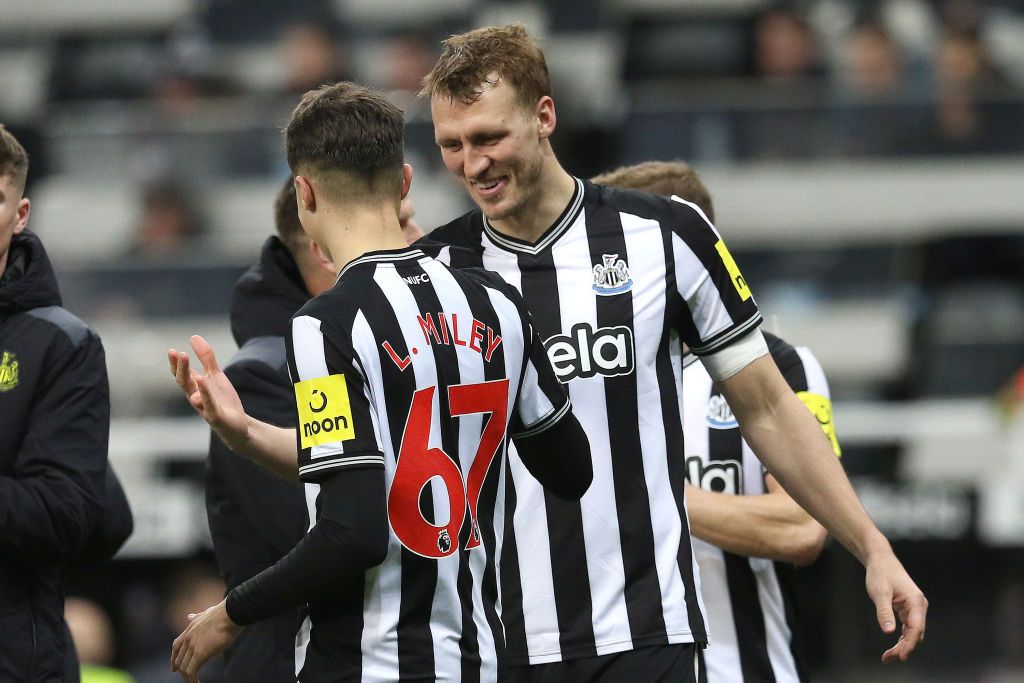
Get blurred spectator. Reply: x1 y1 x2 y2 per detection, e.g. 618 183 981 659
842 20 906 97
753 5 824 82
983 577 1024 682
65 597 134 683
383 32 436 94
931 23 1006 152
280 20 350 95
126 179 206 261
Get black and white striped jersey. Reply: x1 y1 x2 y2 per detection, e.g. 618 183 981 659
680 332 840 683
285 247 572 682
424 178 762 665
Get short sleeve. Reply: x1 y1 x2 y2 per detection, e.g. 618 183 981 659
668 197 762 356
511 314 572 438
287 315 385 482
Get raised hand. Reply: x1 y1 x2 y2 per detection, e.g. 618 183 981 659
167 335 249 450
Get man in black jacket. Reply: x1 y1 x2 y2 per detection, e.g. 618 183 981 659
0 125 111 681
205 177 337 682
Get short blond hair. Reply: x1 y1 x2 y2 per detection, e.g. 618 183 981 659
0 125 29 193
419 24 551 109
592 161 715 223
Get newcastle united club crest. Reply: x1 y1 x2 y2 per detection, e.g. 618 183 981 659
592 254 634 296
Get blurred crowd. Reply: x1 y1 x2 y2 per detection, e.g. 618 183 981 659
2 0 1023 264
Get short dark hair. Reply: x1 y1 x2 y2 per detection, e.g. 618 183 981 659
274 176 305 250
592 161 715 223
419 24 551 109
285 81 405 201
0 125 29 193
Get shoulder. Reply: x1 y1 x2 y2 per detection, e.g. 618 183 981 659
24 305 99 350
226 335 288 375
586 180 712 234
420 211 485 250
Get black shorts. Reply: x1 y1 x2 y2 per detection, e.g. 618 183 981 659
506 643 706 683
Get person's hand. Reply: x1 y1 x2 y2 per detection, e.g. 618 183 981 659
170 599 242 682
167 335 248 450
864 548 927 662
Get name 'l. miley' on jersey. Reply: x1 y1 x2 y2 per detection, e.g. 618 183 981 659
679 332 841 683
423 178 762 665
287 247 574 682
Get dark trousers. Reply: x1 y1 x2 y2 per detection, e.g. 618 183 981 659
507 643 706 683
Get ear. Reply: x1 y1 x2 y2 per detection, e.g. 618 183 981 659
536 96 557 141
294 176 316 213
13 197 30 235
309 238 334 271
400 164 413 200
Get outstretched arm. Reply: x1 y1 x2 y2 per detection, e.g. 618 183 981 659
721 353 927 663
168 335 299 481
685 475 827 566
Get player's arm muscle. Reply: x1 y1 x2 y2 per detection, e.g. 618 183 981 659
685 474 826 565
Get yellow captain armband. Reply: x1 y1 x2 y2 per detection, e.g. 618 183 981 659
797 391 841 457
295 374 356 449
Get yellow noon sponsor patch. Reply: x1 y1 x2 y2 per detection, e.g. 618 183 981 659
797 391 841 457
714 240 752 302
295 374 355 449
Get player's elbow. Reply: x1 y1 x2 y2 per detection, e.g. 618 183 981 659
782 522 828 566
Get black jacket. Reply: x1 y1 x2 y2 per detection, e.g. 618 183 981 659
0 231 109 682
205 237 307 682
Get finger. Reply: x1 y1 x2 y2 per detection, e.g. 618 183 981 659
191 335 220 374
179 645 194 677
174 351 198 396
871 588 896 634
171 635 182 670
168 349 180 377
188 612 198 621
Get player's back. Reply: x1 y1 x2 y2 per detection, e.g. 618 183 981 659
286 247 572 682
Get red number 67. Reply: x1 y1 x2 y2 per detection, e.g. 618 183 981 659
387 379 509 559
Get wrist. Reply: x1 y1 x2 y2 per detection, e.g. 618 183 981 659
855 528 892 566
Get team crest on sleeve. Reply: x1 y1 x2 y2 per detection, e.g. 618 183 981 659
295 374 356 449
0 351 19 392
592 254 634 296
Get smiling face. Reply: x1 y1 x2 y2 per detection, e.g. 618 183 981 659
431 78 550 224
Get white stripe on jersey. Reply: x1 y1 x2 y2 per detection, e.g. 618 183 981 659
348 309 402 682
620 212 706 647
550 215 632 659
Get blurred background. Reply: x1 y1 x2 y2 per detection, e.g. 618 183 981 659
4 0 1024 680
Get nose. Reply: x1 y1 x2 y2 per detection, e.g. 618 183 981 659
463 145 490 180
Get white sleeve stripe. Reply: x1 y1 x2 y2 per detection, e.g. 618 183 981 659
291 315 330 381
299 455 385 475
513 399 571 439
688 312 763 356
701 329 770 382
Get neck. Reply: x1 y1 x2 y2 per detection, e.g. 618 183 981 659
487 154 577 244
314 202 409 274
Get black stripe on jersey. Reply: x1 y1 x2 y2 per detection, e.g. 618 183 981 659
658 219 708 641
517 246 598 660
709 382 775 683
776 561 810 683
358 278 438 682
584 202 668 645
765 332 809 393
456 269 514 680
